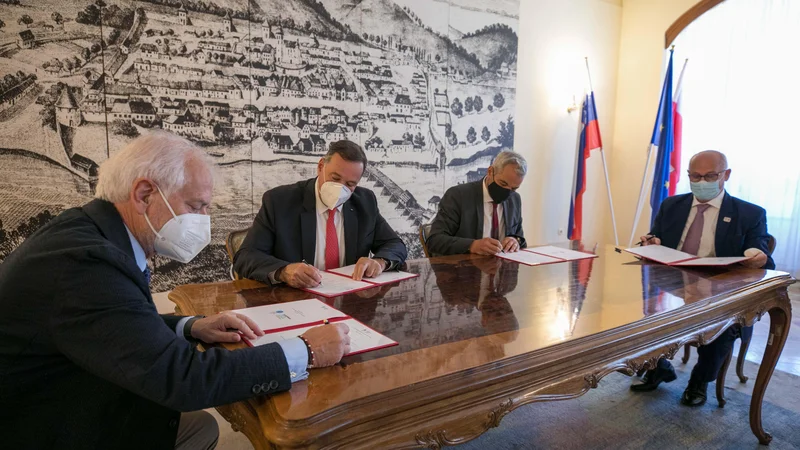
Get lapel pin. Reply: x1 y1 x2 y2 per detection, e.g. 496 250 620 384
723 217 732 223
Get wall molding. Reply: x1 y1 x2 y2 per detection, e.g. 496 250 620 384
665 0 727 48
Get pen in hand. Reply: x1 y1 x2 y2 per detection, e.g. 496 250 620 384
301 259 322 286
636 235 657 246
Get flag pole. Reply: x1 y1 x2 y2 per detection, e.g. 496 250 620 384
627 46 675 247
585 57 619 246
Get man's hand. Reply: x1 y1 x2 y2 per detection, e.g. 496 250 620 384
740 251 768 269
353 257 384 281
470 238 502 255
300 323 351 367
191 312 264 344
501 237 520 253
280 263 322 288
639 235 661 246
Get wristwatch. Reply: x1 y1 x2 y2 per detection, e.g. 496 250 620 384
183 315 205 341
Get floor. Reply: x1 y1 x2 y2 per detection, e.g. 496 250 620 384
153 285 800 450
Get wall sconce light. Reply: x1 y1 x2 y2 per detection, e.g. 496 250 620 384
567 95 578 114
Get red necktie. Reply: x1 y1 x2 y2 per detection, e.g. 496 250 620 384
491 203 499 240
325 209 339 270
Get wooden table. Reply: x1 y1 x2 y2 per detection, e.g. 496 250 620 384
169 245 795 449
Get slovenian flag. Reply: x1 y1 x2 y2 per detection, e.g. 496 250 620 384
649 50 675 226
568 92 602 241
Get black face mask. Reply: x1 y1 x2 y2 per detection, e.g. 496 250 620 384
487 175 512 203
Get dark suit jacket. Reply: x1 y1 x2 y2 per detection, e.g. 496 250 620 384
0 199 291 450
649 192 775 269
427 180 526 256
234 178 408 283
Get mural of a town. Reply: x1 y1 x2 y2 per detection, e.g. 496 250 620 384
0 0 519 291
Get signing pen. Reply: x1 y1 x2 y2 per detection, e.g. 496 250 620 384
302 259 322 285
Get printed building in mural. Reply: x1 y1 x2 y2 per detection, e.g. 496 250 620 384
0 0 520 292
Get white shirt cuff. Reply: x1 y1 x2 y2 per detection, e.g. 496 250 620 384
277 338 309 383
268 269 283 285
175 316 193 341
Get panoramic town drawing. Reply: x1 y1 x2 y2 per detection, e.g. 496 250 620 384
0 0 520 291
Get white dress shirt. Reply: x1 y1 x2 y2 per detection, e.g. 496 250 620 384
481 178 505 240
677 190 725 257
314 180 346 270
124 227 308 382
676 190 765 260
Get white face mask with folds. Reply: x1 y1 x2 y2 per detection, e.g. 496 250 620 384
318 172 353 210
143 185 211 264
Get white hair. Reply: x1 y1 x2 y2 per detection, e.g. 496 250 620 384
95 130 214 203
492 151 528 177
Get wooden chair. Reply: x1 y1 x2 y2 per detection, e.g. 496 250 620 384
419 223 432 258
682 233 777 392
225 227 250 280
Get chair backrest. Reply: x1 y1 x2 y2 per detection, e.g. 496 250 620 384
766 234 776 256
225 228 250 280
419 223 432 258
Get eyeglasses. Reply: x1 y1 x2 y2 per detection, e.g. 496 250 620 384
687 170 727 182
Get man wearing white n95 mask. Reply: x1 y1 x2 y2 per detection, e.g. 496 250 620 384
234 140 408 288
0 131 350 450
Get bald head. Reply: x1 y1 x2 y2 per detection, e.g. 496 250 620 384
689 150 728 173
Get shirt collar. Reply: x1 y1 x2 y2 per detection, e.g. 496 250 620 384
314 177 344 215
482 177 492 204
692 189 725 210
124 225 148 272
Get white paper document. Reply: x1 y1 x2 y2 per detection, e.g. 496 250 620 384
302 270 375 297
246 318 397 356
673 256 751 266
234 299 346 332
328 264 419 285
624 245 695 264
528 246 598 261
497 250 563 266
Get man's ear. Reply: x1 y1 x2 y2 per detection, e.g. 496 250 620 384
317 158 325 178
724 168 732 181
486 166 494 180
131 178 156 215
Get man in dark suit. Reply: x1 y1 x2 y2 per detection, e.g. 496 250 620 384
0 132 350 449
427 151 527 257
234 140 407 288
632 150 774 407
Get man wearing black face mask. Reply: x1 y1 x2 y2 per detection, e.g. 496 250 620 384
427 151 527 256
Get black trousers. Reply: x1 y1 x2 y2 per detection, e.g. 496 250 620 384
659 325 750 382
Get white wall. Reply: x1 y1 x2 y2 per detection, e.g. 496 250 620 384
609 0 699 246
514 0 623 248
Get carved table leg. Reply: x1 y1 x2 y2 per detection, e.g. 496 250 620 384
681 344 691 364
750 303 792 445
716 348 733 408
737 333 752 383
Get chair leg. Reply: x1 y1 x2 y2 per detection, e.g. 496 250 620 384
716 348 733 408
736 334 752 383
681 344 691 364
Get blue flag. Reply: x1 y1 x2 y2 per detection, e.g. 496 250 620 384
649 50 675 226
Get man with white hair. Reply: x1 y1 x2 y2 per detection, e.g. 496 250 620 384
0 131 350 449
427 151 528 256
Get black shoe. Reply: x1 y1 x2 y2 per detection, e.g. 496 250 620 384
630 365 678 392
680 380 708 407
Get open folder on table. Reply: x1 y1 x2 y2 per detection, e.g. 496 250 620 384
237 299 398 356
624 244 751 266
301 265 418 298
497 245 598 266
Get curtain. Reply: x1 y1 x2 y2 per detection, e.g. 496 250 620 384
671 0 800 276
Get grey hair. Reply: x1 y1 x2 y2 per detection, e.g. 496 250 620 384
491 151 527 177
95 130 214 203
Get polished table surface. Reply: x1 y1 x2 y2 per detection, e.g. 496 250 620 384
169 245 795 449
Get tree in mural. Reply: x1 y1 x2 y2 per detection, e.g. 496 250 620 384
444 123 452 137
448 131 458 147
466 126 477 144
494 92 505 109
52 12 64 25
450 97 462 117
481 126 491 143
473 95 483 113
464 97 473 114
413 132 426 148
111 120 139 137
497 116 515 149
18 14 33 28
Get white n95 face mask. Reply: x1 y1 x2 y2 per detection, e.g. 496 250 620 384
144 186 211 264
319 179 352 210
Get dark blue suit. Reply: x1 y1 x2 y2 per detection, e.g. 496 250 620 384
649 192 774 382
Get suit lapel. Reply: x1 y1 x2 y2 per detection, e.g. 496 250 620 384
343 203 358 265
300 179 316 263
662 195 693 249
715 192 734 254
474 181 485 238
